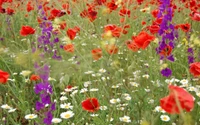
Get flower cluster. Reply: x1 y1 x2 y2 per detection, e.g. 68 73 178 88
34 64 55 124
156 0 178 77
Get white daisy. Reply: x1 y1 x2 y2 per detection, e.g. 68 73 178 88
154 106 166 113
60 111 74 119
25 114 38 120
119 116 131 123
110 98 121 104
160 115 170 122
60 96 68 101
100 106 108 110
8 108 16 113
20 70 31 77
52 118 62 123
1 104 12 110
60 103 73 110
99 68 106 73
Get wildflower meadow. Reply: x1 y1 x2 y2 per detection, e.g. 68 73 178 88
0 0 200 125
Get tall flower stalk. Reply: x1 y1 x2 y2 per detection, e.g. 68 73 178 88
156 0 178 77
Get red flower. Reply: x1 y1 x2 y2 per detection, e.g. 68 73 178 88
132 31 155 50
159 45 173 57
191 12 200 21
6 7 14 15
0 70 9 84
103 24 122 38
63 44 74 53
26 1 34 12
20 26 35 36
119 7 131 17
125 40 139 52
105 44 118 54
151 9 159 18
67 26 80 40
189 62 200 77
148 25 160 34
177 23 191 32
82 98 100 112
91 48 102 60
160 85 194 114
30 74 40 81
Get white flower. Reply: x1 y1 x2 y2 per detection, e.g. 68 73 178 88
60 103 73 110
142 74 149 79
154 106 166 113
20 70 31 77
60 111 74 119
129 82 139 87
196 92 200 97
1 104 12 110
8 108 16 113
119 116 131 123
124 96 131 101
99 68 106 73
90 88 99 92
160 115 170 122
100 106 108 110
110 98 121 104
111 85 119 88
180 79 188 85
84 71 94 74
52 118 62 123
84 81 92 87
90 114 99 117
80 88 88 93
48 77 56 81
25 114 38 120
60 96 68 101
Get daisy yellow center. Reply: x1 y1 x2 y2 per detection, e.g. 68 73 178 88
65 105 69 109
64 114 71 119
113 100 117 103
162 117 168 121
123 118 128 122
29 115 34 119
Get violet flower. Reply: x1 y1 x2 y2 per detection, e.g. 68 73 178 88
161 68 172 77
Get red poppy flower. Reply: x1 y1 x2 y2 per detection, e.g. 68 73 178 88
105 44 118 54
67 27 80 40
59 22 67 30
151 9 159 18
6 7 14 15
160 85 195 114
63 43 74 53
30 74 40 81
20 26 35 36
91 48 102 60
189 62 200 77
148 25 160 34
159 45 173 57
178 23 191 32
106 1 118 12
0 70 9 84
26 1 34 12
125 40 139 52
103 24 122 38
119 7 131 17
191 12 200 21
82 98 100 112
132 31 155 50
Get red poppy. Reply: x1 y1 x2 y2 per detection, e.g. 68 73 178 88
151 9 159 18
148 25 160 34
160 85 195 114
6 7 14 15
103 24 122 38
177 23 191 32
30 74 40 81
91 48 102 60
105 44 118 54
191 12 200 21
125 40 139 52
67 27 80 40
106 1 118 12
26 1 34 12
20 26 35 36
189 62 200 77
63 43 74 53
132 31 155 50
59 22 67 30
119 7 131 17
159 45 173 57
0 70 9 84
82 98 100 112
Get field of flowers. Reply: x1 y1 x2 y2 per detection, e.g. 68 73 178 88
0 0 200 125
